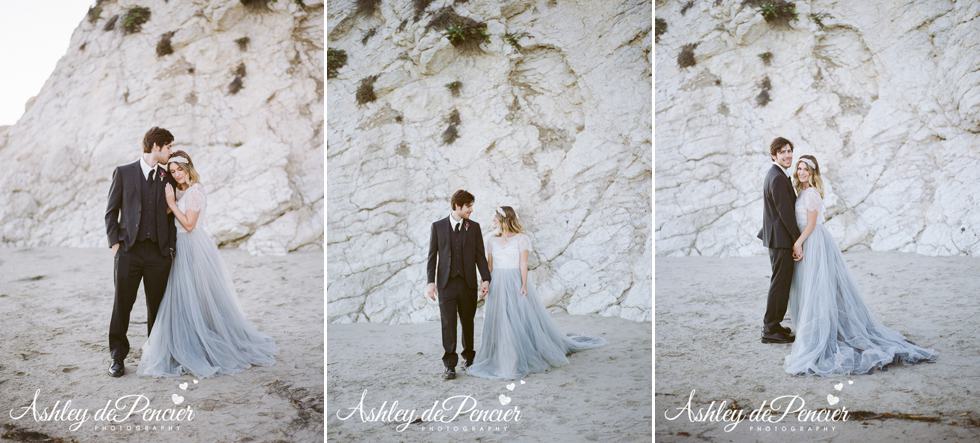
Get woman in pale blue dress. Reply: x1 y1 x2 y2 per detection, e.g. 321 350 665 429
137 151 276 378
466 206 605 380
784 155 936 376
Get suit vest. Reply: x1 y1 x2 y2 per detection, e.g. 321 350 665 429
136 170 160 243
449 221 464 278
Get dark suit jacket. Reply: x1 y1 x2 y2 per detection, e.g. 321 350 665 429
105 160 177 257
427 216 491 290
757 164 801 249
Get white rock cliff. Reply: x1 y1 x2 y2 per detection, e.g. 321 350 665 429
327 0 653 323
0 0 324 255
655 0 980 257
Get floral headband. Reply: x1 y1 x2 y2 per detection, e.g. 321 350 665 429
169 156 190 165
496 206 520 219
798 158 816 170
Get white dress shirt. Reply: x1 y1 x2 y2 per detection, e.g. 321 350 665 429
772 160 791 177
139 156 161 181
449 212 463 232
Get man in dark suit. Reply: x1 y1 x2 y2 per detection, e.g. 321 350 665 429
426 190 491 380
757 137 801 344
104 126 178 377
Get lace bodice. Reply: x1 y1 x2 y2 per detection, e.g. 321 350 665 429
487 233 531 270
795 187 824 229
175 184 207 233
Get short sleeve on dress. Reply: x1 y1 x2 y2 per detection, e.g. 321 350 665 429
518 234 531 252
184 186 206 212
804 189 822 212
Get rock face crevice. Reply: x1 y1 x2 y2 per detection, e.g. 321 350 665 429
656 0 980 257
327 0 653 324
0 0 324 256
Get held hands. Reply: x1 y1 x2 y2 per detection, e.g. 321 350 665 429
425 283 436 302
520 285 527 297
480 281 489 297
792 242 804 261
164 183 176 207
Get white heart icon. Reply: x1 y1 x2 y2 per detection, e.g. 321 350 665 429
520 380 525 385
506 383 515 391
834 383 843 391
498 394 511 406
192 379 199 384
848 380 853 385
172 394 185 405
179 382 188 390
827 394 839 405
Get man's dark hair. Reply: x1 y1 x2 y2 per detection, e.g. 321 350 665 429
769 136 794 159
450 189 475 210
143 127 174 153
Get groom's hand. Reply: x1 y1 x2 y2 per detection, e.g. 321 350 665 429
111 243 119 255
425 283 436 302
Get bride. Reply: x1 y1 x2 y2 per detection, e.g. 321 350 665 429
784 155 937 376
137 151 277 378
465 206 606 380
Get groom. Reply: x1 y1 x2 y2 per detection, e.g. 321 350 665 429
757 137 801 344
426 189 491 380
104 126 178 377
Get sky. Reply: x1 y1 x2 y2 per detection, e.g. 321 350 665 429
0 1 92 126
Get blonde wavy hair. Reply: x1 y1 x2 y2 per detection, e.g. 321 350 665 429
793 154 825 198
493 206 523 235
167 150 200 190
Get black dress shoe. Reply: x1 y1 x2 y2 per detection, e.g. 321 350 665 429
108 360 125 377
443 368 456 380
761 330 794 344
763 324 794 336
462 361 473 370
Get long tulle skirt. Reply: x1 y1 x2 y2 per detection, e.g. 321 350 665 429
466 268 606 380
137 229 277 378
784 224 937 376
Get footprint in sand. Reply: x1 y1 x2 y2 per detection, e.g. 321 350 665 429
60 366 79 373
18 350 48 361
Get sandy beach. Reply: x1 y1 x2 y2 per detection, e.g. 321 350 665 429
0 247 324 442
327 313 652 442
655 252 980 442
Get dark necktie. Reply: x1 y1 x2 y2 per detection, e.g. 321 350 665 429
455 222 461 233
148 168 156 183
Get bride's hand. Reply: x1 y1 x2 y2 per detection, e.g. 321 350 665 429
164 183 176 206
792 242 803 261
520 285 527 297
